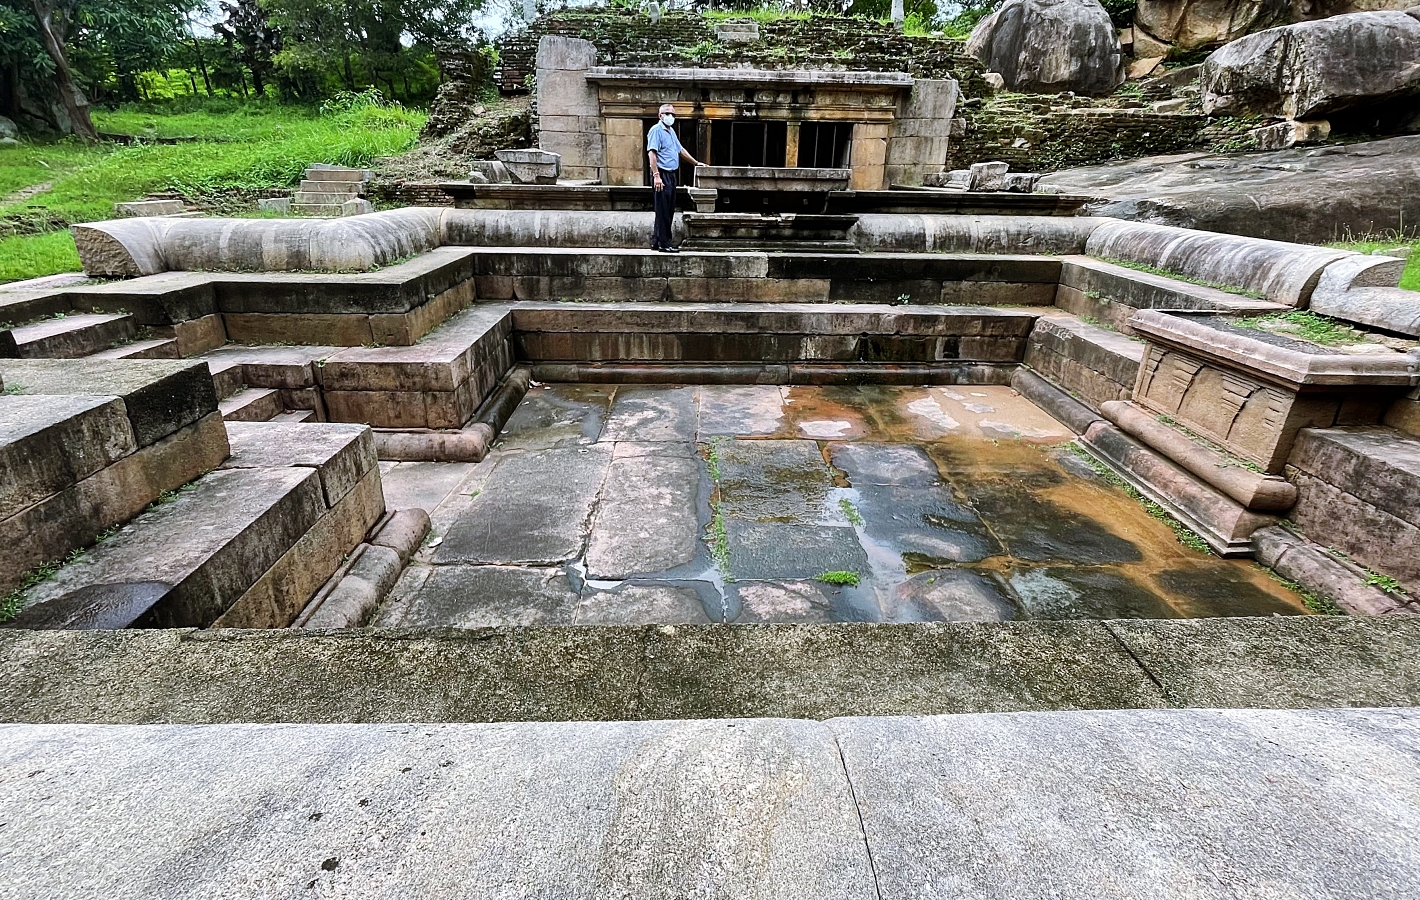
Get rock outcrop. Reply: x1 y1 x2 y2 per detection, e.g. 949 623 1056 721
1202 10 1420 120
1038 135 1420 243
1135 0 1291 52
966 0 1124 95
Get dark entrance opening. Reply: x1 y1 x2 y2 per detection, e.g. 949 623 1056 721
709 120 788 168
641 117 701 186
797 122 854 168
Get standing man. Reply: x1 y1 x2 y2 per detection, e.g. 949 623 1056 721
647 103 705 253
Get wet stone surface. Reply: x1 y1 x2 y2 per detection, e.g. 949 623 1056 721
378 384 1311 626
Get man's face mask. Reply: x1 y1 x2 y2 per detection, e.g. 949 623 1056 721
661 113 675 126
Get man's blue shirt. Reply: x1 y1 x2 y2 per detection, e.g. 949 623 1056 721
647 121 683 171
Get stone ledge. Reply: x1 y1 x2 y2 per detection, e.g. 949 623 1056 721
2 617 1418 724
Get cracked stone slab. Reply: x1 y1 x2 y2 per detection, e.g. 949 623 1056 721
0 718 878 899
496 383 613 450
435 445 611 565
585 448 703 580
726 522 869 582
600 385 697 442
718 439 834 525
375 564 579 627
575 582 719 624
831 707 1420 899
697 385 786 438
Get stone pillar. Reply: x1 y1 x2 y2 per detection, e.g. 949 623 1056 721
885 78 959 187
535 36 606 183
785 121 802 168
848 123 890 191
604 117 648 186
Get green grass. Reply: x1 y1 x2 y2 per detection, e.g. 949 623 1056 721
0 99 425 284
0 231 82 282
815 570 861 586
1232 310 1363 346
1325 238 1420 293
839 497 864 526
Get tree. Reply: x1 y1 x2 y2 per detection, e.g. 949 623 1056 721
213 0 279 97
27 0 97 137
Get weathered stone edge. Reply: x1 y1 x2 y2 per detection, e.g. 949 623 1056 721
2 616 1416 724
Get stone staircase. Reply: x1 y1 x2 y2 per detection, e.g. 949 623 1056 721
0 357 382 628
291 164 373 217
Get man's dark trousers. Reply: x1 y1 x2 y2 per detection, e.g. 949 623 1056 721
652 167 677 249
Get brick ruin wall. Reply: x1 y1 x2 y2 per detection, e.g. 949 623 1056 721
422 9 1245 178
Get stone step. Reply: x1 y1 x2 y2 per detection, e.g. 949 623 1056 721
220 386 283 422
298 179 364 194
0 395 137 523
293 190 359 204
2 708 1414 897
10 465 327 628
304 166 372 182
5 313 136 359
86 337 181 360
289 203 344 217
270 409 315 423
1023 314 1146 412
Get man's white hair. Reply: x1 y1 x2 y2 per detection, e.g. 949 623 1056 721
659 103 675 114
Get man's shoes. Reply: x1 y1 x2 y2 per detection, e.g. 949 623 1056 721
662 245 680 253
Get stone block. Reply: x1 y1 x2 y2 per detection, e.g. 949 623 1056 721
494 149 561 184
256 197 289 214
0 412 229 595
168 314 227 356
213 466 384 629
368 280 473 346
222 421 376 508
1252 526 1410 616
1026 316 1144 389
1285 467 1420 594
114 199 184 217
340 198 373 216
968 161 1010 191
222 312 375 347
714 19 760 41
17 466 326 629
0 395 137 522
0 358 218 448
318 306 512 394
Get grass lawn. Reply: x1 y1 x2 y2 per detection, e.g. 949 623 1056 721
0 98 425 284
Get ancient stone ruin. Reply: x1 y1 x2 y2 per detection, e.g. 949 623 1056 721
4 7 1420 896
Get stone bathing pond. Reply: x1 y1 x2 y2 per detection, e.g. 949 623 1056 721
377 383 1308 627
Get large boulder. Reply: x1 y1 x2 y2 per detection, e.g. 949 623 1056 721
1038 135 1420 243
1135 0 1290 52
966 0 1124 95
1202 10 1420 119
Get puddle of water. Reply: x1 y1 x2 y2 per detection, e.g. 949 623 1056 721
420 383 1311 626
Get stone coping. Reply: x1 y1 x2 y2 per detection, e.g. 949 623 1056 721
2 617 1417 723
2 708 1417 897
585 65 915 88
693 166 851 192
1129 310 1420 388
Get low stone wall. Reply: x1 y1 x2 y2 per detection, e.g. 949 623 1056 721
949 101 1209 171
1023 316 1145 411
1055 256 1288 333
1287 427 1420 597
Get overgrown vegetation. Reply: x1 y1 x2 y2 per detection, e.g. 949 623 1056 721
1232 310 1364 347
1066 442 1213 554
0 96 423 283
1265 570 1344 616
815 570 861 586
839 497 864 526
703 439 731 578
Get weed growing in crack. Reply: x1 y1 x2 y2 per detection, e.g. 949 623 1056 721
839 497 864 526
815 570 860 587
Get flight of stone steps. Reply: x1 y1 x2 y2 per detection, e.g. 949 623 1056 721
291 164 373 217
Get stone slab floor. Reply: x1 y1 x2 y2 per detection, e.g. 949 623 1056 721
376 384 1307 626
2 708 1417 898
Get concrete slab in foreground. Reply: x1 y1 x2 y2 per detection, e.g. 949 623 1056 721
1 708 1417 898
